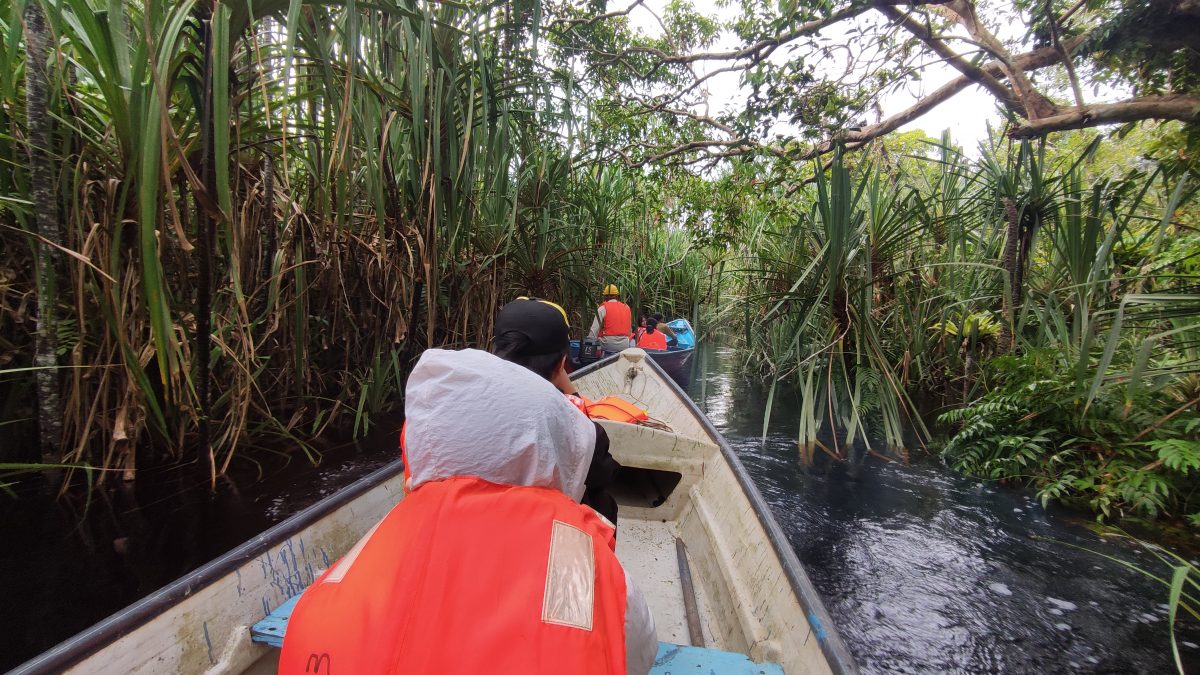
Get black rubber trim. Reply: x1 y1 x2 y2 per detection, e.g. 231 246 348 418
10 460 405 675
584 353 861 675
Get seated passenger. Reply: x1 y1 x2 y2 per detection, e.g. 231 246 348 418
587 284 633 355
651 313 678 347
636 318 668 351
490 297 621 525
279 349 657 675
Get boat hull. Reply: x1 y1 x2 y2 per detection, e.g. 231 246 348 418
11 465 405 675
17 350 856 675
573 350 855 674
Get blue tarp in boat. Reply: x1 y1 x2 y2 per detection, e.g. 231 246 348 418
569 318 696 375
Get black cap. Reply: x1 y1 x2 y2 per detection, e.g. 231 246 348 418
493 297 569 356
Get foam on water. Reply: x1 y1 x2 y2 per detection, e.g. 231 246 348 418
989 582 1013 596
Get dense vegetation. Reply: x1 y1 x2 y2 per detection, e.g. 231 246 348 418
1 0 1198 529
0 0 711 487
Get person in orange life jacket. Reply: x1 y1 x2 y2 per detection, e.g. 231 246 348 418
280 349 658 675
491 297 621 526
587 284 633 355
634 310 649 342
635 318 668 351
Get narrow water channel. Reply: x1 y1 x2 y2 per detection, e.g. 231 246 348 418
4 347 1198 673
686 344 1200 673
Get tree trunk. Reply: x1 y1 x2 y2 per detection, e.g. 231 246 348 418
197 4 216 480
961 336 974 404
24 0 64 464
998 197 1020 353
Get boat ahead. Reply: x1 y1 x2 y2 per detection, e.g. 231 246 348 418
14 349 856 675
571 317 697 376
637 317 696 376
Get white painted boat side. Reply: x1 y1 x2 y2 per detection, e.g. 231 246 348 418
19 348 856 675
573 350 709 443
575 349 855 674
14 470 405 675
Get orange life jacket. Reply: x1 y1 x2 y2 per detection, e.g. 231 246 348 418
598 300 632 339
566 393 649 424
279 476 629 675
636 330 667 351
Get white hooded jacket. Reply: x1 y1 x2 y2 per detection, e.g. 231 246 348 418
404 349 657 674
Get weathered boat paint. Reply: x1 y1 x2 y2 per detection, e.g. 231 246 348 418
10 465 404 675
574 350 857 675
17 348 857 675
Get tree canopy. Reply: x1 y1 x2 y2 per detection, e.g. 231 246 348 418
539 0 1200 168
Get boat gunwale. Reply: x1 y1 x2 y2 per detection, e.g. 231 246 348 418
574 351 860 675
21 349 859 675
10 459 405 675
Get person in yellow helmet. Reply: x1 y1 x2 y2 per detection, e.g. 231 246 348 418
587 284 633 355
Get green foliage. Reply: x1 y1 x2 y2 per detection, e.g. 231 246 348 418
930 312 1001 339
0 0 717 485
1149 438 1200 474
940 350 1200 521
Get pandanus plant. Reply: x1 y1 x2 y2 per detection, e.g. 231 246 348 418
746 148 926 461
0 0 569 487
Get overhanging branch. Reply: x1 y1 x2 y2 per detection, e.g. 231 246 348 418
804 38 1080 158
1008 96 1200 138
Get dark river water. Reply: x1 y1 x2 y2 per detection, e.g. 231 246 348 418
0 421 400 672
2 346 1198 673
685 345 1200 674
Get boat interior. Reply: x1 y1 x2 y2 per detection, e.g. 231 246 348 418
25 350 850 675
571 353 833 674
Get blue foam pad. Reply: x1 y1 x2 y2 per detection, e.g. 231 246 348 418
650 642 784 675
249 592 301 648
252 594 784 675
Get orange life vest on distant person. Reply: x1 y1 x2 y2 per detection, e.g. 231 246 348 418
636 330 667 351
598 300 632 339
279 476 629 675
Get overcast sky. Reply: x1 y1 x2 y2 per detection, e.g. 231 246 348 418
625 0 1007 152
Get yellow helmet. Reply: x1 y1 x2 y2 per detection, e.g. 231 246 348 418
602 284 620 296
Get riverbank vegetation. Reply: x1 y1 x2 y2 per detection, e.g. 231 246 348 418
1 0 1198 528
730 128 1200 524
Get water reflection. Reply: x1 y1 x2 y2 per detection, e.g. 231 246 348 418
0 420 399 671
688 345 1200 673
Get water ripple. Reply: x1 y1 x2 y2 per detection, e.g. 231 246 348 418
685 345 1200 674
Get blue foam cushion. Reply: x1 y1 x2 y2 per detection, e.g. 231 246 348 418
251 594 784 675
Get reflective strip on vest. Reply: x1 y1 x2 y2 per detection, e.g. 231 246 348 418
542 520 596 630
599 300 632 339
278 477 628 675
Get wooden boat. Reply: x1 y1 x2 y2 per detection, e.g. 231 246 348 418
570 317 697 375
13 349 856 675
638 317 696 375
